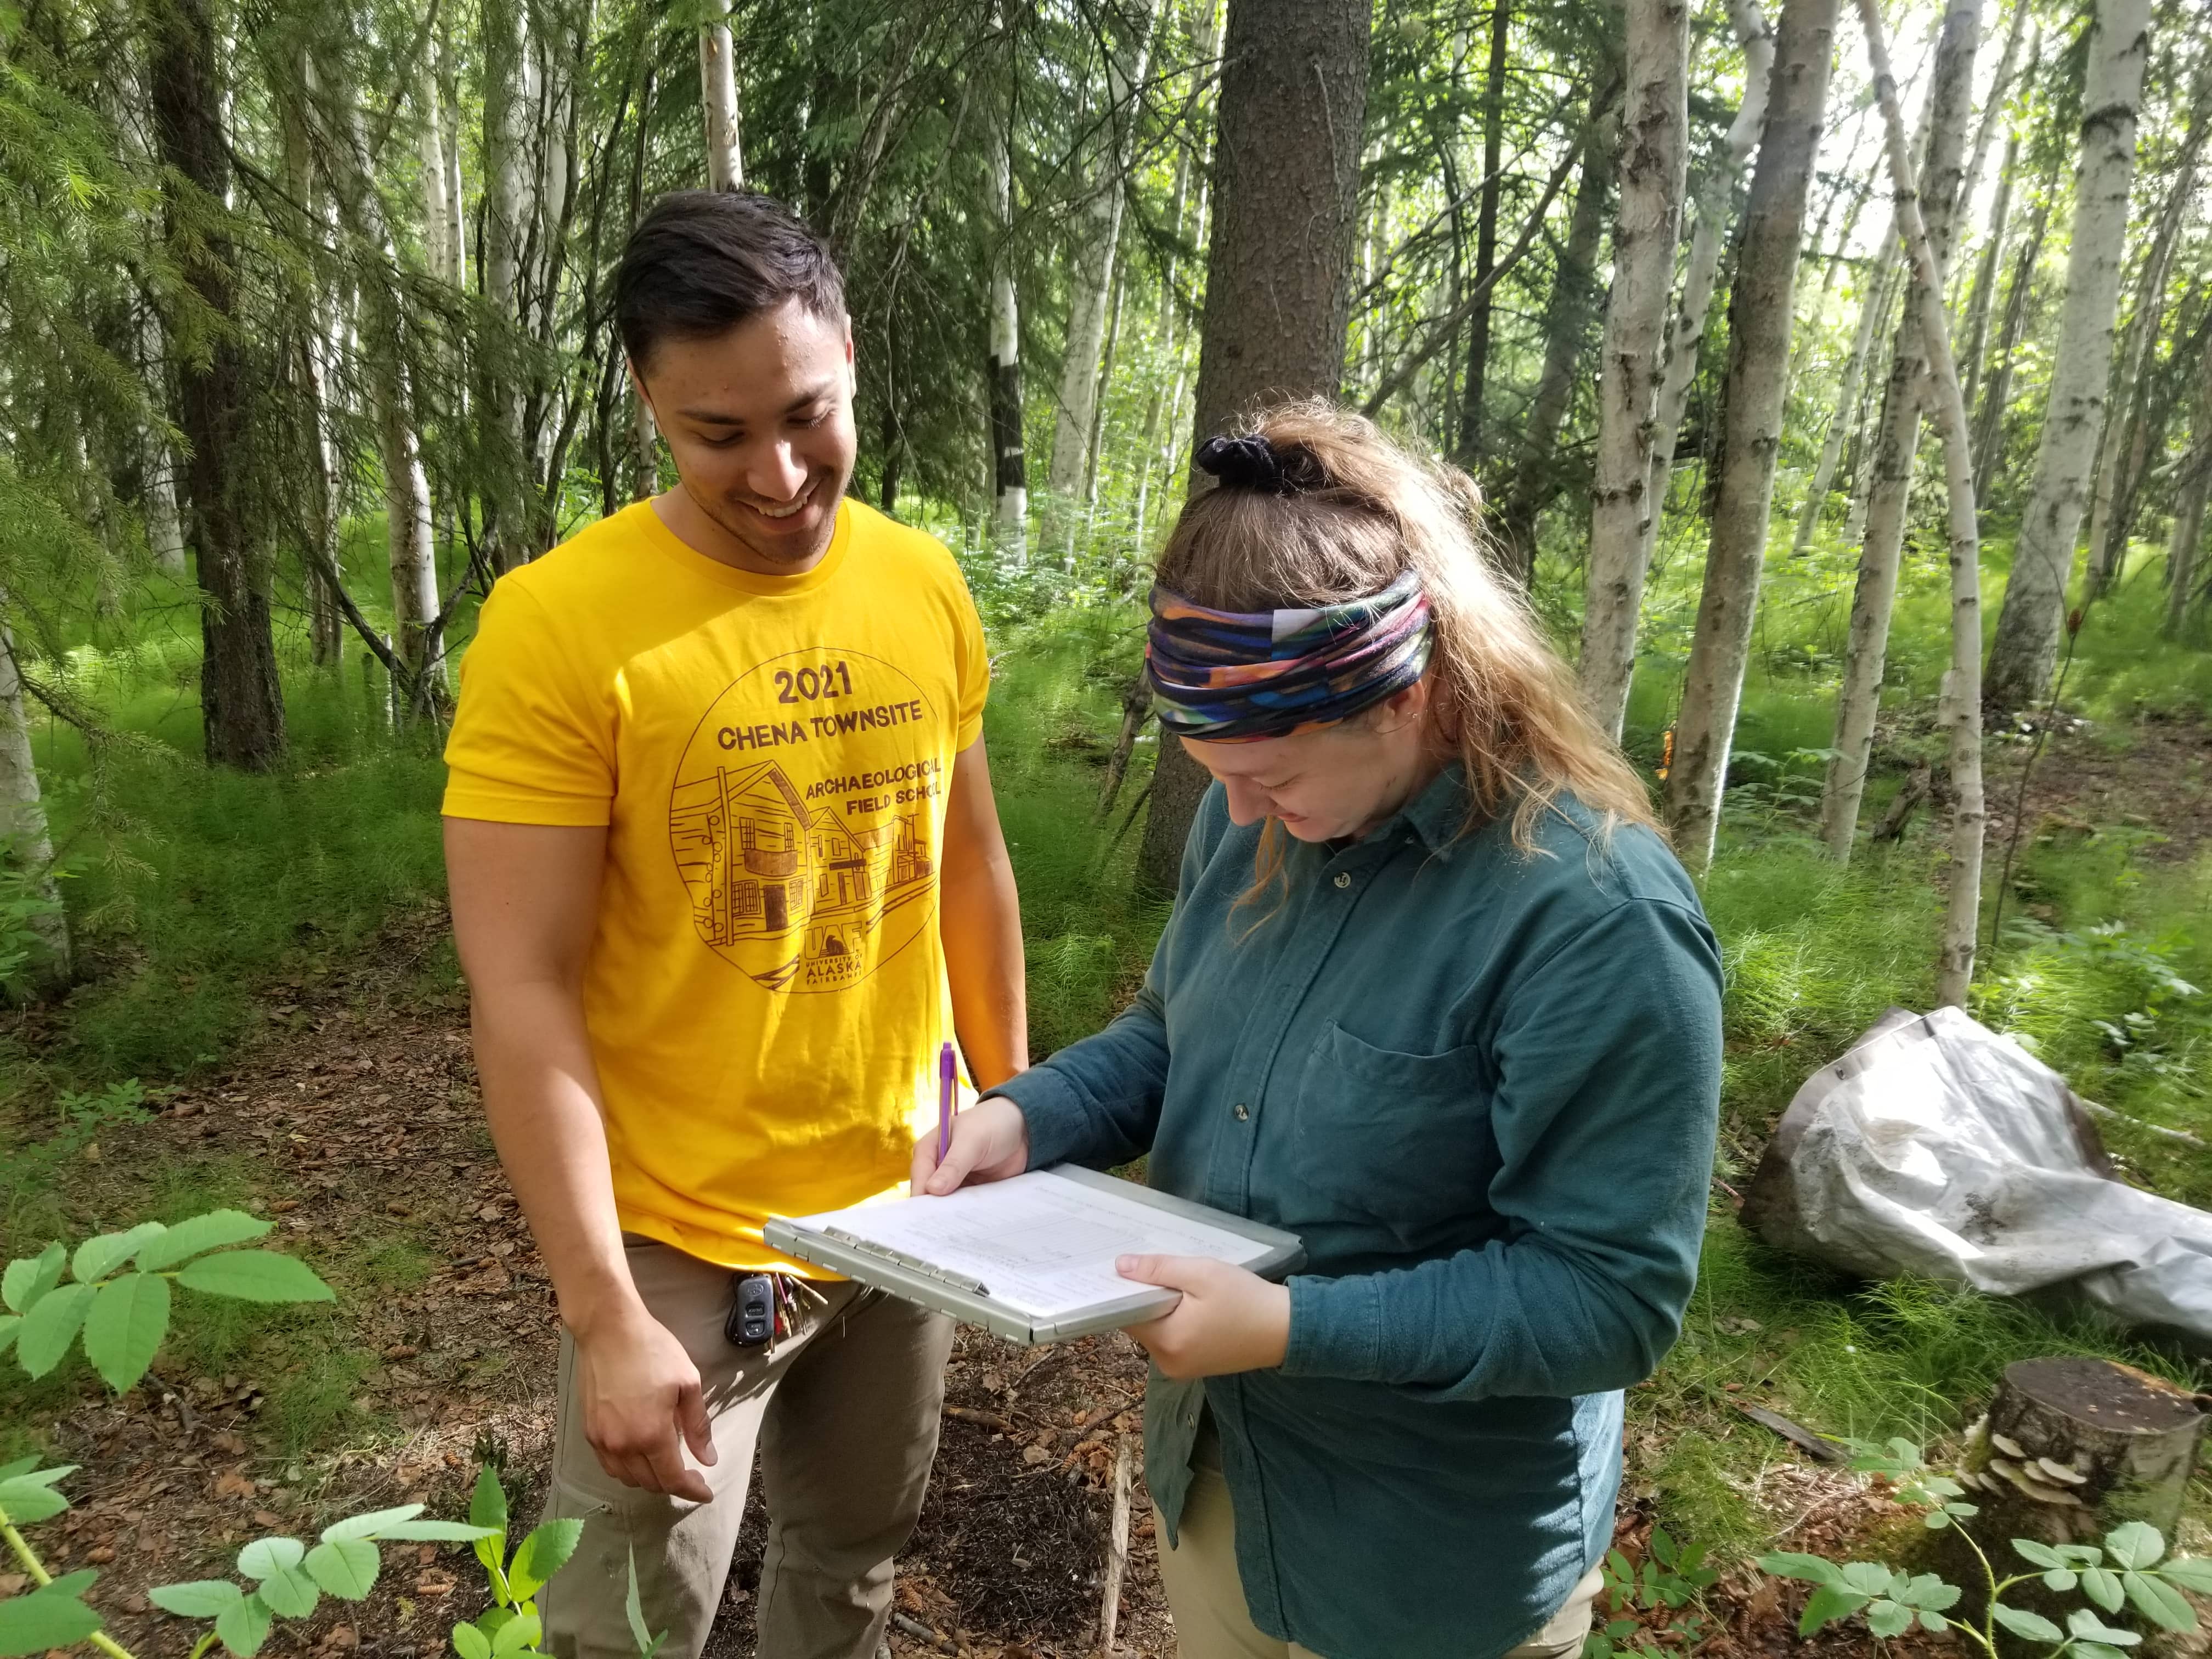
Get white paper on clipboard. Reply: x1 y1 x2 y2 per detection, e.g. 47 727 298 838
786 1169 1278 1322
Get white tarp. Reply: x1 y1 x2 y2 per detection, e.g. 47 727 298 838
1740 1006 2212 1346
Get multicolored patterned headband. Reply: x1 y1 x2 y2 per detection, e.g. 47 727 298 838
1146 569 1435 742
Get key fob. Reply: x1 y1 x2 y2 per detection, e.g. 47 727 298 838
727 1274 775 1347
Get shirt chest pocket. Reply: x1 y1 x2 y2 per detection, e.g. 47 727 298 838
1286 1022 1499 1237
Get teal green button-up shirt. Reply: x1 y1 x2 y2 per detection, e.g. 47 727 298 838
988 769 1723 1659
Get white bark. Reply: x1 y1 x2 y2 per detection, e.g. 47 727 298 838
1637 0 1775 580
1664 0 1837 870
137 302 186 575
700 5 744 191
482 0 533 573
1954 129 2017 449
0 612 69 988
1983 0 2151 714
420 55 454 285
320 55 445 697
2085 111 2205 594
1047 0 1163 502
1578 0 1691 740
2165 324 2212 639
1792 246 1896 554
281 54 343 665
440 30 466 293
1818 0 1981 862
1857 0 1986 1008
988 101 1027 561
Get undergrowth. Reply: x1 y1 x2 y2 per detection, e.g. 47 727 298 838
1 514 2207 1571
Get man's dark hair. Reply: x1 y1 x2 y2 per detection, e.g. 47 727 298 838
615 190 847 371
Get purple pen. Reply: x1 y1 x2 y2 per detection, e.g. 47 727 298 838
937 1041 957 1162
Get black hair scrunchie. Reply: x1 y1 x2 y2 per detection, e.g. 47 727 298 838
1194 433 1290 494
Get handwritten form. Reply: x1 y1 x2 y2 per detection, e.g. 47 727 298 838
787 1170 1275 1321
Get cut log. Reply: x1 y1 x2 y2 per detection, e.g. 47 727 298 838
1962 1358 2206 1541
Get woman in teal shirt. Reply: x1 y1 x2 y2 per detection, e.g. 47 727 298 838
916 404 1724 1659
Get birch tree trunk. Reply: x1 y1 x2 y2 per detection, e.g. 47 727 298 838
2084 103 2206 595
136 302 187 576
1792 247 1896 553
700 0 744 191
1663 0 1839 870
625 63 657 503
0 612 70 989
420 55 455 285
1493 52 1623 583
2165 323 2212 638
280 65 343 668
1048 0 1163 506
1578 0 1691 740
318 59 446 703
1856 0 1987 1007
481 0 533 574
1973 183 2050 492
2159 316 2212 637
1954 131 2017 449
1816 0 1982 861
153 0 284 769
1949 0 2029 309
1635 0 1775 589
1135 0 1370 894
1983 0 2152 715
986 77 1026 562
1454 0 1513 472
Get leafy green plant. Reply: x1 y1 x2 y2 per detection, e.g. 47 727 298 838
1757 1437 2212 1657
445 1466 583 1659
1582 1527 1720 1657
148 1506 499 1658
2 1210 335 1392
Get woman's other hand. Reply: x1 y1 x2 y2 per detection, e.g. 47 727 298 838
1116 1256 1291 1379
911 1094 1031 1194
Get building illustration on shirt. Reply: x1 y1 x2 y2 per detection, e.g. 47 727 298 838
668 649 945 995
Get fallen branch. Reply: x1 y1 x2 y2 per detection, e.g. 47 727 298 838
1097 1436 1133 1655
943 1406 1017 1434
888 1610 954 1652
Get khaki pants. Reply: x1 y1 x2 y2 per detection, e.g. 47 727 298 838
1154 1426 1604 1659
538 1239 953 1659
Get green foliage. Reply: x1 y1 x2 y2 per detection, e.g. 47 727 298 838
1757 1438 2212 1659
0 1211 332 1391
1582 1528 1720 1657
447 1467 589 1659
145 1502 502 1657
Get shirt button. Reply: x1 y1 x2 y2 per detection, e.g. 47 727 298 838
1333 871 1352 889
1233 1103 1250 1121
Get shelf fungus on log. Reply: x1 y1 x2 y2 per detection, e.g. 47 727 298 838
1961 1358 2207 1544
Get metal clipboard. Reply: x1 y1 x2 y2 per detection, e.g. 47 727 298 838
763 1166 1306 1346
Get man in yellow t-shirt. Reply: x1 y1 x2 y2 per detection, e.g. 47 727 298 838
442 190 1028 1659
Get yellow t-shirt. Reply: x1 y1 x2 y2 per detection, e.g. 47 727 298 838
441 497 989 1270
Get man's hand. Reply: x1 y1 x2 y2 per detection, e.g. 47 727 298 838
1116 1256 1291 1380
910 1095 1030 1194
573 1302 717 1501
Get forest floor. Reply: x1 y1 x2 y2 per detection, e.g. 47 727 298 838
0 909 1955 1659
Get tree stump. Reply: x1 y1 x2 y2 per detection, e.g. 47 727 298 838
1959 1358 2207 1544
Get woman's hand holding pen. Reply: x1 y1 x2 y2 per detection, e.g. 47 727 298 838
1115 1256 1290 1379
911 1095 1030 1195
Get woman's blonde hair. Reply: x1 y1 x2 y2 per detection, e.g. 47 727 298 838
1154 400 1658 889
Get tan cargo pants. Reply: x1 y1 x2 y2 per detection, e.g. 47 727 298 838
537 1238 953 1659
1154 1421 1605 1659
